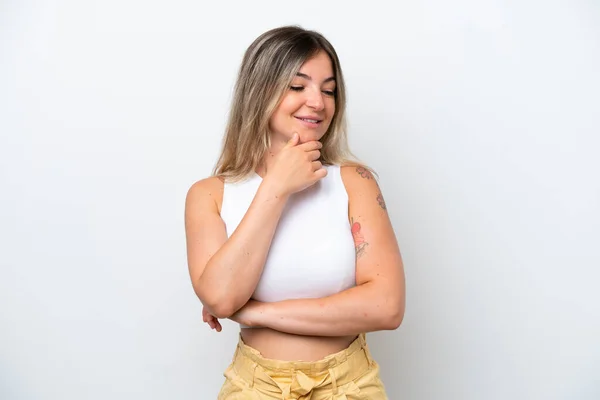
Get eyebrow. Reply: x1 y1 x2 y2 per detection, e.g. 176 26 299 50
295 72 336 84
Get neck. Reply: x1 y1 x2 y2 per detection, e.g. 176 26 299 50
256 135 289 177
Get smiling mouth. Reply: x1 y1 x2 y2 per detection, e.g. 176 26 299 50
295 117 322 123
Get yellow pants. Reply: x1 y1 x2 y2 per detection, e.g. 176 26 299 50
217 333 388 399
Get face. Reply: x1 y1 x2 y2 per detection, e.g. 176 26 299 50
269 50 336 146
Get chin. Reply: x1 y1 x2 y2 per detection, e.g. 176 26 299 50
298 132 325 143
297 125 330 142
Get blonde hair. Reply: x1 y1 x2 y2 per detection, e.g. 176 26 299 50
213 25 365 181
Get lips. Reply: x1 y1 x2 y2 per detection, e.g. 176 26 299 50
294 116 323 124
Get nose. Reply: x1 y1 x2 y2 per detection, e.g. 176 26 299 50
305 88 325 111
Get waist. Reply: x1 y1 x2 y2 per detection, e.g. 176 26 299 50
233 332 372 375
240 327 357 362
227 332 377 398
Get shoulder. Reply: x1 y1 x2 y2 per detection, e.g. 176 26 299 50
340 164 380 192
340 164 387 211
185 176 225 215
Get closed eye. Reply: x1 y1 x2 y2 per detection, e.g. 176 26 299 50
290 86 336 97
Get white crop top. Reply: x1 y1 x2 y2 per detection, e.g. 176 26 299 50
220 165 356 304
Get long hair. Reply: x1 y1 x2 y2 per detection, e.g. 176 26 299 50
213 25 364 181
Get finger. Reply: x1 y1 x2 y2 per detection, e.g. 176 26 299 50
313 166 328 179
208 320 215 329
286 132 299 147
311 161 323 171
307 150 321 161
215 321 222 332
298 140 322 151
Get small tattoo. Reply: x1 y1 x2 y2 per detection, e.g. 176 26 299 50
377 193 387 211
356 166 374 180
351 217 369 258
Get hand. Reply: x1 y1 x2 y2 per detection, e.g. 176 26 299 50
202 306 222 332
263 132 327 196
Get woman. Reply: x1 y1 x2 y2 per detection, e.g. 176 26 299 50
184 25 405 399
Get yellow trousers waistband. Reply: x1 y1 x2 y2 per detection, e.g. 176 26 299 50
227 333 375 398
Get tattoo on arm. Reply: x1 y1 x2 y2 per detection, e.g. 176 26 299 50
355 166 388 212
351 217 369 258
376 193 387 210
356 166 374 180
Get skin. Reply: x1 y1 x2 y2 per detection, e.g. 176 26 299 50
186 50 405 361
258 51 337 176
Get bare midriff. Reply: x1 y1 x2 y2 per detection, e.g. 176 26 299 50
240 328 357 362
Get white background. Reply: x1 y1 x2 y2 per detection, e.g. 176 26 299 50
1 1 599 399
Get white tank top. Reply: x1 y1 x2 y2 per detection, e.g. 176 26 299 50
220 165 356 304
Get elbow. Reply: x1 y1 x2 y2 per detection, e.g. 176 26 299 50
207 302 237 319
385 309 404 330
194 283 239 319
380 302 405 331
200 295 239 319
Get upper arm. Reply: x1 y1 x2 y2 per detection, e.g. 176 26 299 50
184 177 228 297
341 166 405 300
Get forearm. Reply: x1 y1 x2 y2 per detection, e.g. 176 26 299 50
198 182 288 317
251 282 404 336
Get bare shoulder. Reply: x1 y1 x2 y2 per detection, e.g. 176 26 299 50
340 165 387 212
185 175 225 216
